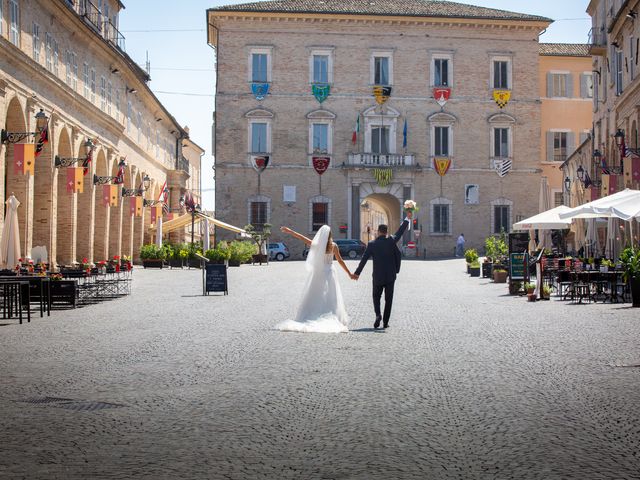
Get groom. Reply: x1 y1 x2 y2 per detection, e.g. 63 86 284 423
353 211 412 329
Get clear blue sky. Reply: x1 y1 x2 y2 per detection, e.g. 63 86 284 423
119 1 591 209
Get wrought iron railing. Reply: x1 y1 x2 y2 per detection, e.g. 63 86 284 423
347 153 415 167
177 156 190 173
554 154 567 162
68 0 126 52
588 27 606 51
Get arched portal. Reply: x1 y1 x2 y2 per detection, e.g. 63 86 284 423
121 165 133 259
3 97 29 256
359 192 401 243
76 140 95 263
132 171 144 262
55 127 75 264
108 159 123 258
93 150 109 262
32 111 54 263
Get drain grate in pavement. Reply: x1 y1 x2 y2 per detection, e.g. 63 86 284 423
20 396 75 404
18 396 125 411
58 401 125 412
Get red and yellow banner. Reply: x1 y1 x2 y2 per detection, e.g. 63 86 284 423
66 167 83 194
102 185 118 207
129 196 143 217
433 157 451 176
493 89 511 109
13 143 35 175
150 204 163 224
624 156 640 188
600 175 609 198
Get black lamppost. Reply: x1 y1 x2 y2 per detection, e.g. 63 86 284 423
577 165 584 182
94 158 125 185
564 176 571 205
121 174 150 197
592 149 603 187
1 109 49 143
55 138 95 167
614 128 625 174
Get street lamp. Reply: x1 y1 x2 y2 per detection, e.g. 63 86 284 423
1 108 49 144
577 165 584 182
121 173 151 197
564 176 571 193
55 138 95 167
94 158 125 185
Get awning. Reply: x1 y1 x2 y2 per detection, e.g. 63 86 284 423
559 188 640 220
512 205 573 231
149 212 249 237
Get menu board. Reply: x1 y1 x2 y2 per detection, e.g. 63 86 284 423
509 232 530 255
510 252 528 281
205 264 228 295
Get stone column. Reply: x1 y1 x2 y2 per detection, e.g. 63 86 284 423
351 184 360 240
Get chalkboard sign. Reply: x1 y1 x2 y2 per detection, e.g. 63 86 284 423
509 232 530 255
510 252 528 281
204 263 228 295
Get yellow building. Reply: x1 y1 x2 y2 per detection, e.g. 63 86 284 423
539 43 593 208
0 0 203 265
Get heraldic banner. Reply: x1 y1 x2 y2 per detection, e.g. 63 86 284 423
493 89 511 109
433 157 451 176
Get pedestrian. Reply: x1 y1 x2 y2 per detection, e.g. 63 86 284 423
456 233 465 257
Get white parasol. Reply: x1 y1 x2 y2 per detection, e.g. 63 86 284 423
0 195 22 269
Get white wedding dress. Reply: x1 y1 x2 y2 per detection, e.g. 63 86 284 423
276 226 349 333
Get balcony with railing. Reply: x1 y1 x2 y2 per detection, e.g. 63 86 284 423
346 152 416 168
588 26 607 55
177 156 190 174
67 0 126 52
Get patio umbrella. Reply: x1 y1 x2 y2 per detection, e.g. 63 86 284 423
609 194 640 221
155 216 163 248
513 205 573 230
605 217 617 259
571 218 586 255
0 195 21 269
559 188 640 219
585 218 600 258
202 217 210 252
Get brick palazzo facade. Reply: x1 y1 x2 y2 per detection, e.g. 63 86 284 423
0 0 203 265
207 0 552 258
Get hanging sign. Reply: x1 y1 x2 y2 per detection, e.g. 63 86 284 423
493 89 511 109
312 156 330 175
102 184 118 207
150 204 163 224
493 158 513 177
251 155 270 173
13 143 35 175
66 167 83 194
312 84 331 104
372 168 393 187
433 157 451 176
433 88 451 108
130 197 143 217
373 86 392 105
251 82 270 101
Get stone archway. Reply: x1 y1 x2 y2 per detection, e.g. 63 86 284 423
55 127 75 264
32 111 54 263
132 171 145 262
121 165 134 259
108 160 123 258
359 191 401 243
93 150 109 262
3 97 30 256
76 139 95 263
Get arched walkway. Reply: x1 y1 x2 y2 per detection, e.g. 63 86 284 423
132 171 145 262
93 151 109 262
3 98 30 258
32 110 54 263
77 139 95 263
108 159 123 258
121 165 133 259
55 127 75 264
359 192 400 243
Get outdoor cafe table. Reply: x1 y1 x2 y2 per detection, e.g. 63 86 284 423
0 276 51 317
575 270 625 303
0 278 31 324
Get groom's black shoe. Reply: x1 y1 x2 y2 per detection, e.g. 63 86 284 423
374 316 382 329
383 323 389 329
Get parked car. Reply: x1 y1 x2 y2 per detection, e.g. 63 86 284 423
335 239 366 259
268 242 290 261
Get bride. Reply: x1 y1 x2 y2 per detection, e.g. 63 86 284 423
276 225 355 333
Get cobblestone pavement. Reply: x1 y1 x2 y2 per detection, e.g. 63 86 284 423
1 260 640 479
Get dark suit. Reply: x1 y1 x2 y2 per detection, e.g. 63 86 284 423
354 219 409 326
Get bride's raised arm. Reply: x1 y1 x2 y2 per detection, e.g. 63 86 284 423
280 226 313 246
332 243 355 278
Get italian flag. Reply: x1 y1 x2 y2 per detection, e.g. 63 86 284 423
352 115 360 145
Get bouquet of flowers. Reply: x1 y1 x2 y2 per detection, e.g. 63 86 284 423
404 199 419 214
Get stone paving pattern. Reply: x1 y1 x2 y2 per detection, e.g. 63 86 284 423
1 260 639 479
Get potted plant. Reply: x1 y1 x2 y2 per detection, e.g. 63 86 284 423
165 243 183 269
245 223 272 265
620 247 640 307
228 240 255 266
205 242 231 265
540 284 552 300
187 242 204 269
524 282 536 302
140 244 165 268
464 248 478 273
469 260 481 277
493 267 508 283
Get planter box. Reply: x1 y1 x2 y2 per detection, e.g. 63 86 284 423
493 270 508 283
630 276 640 307
469 267 480 277
228 259 241 267
142 259 164 269
50 280 77 307
252 254 268 265
481 262 493 278
188 259 204 269
168 259 184 269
